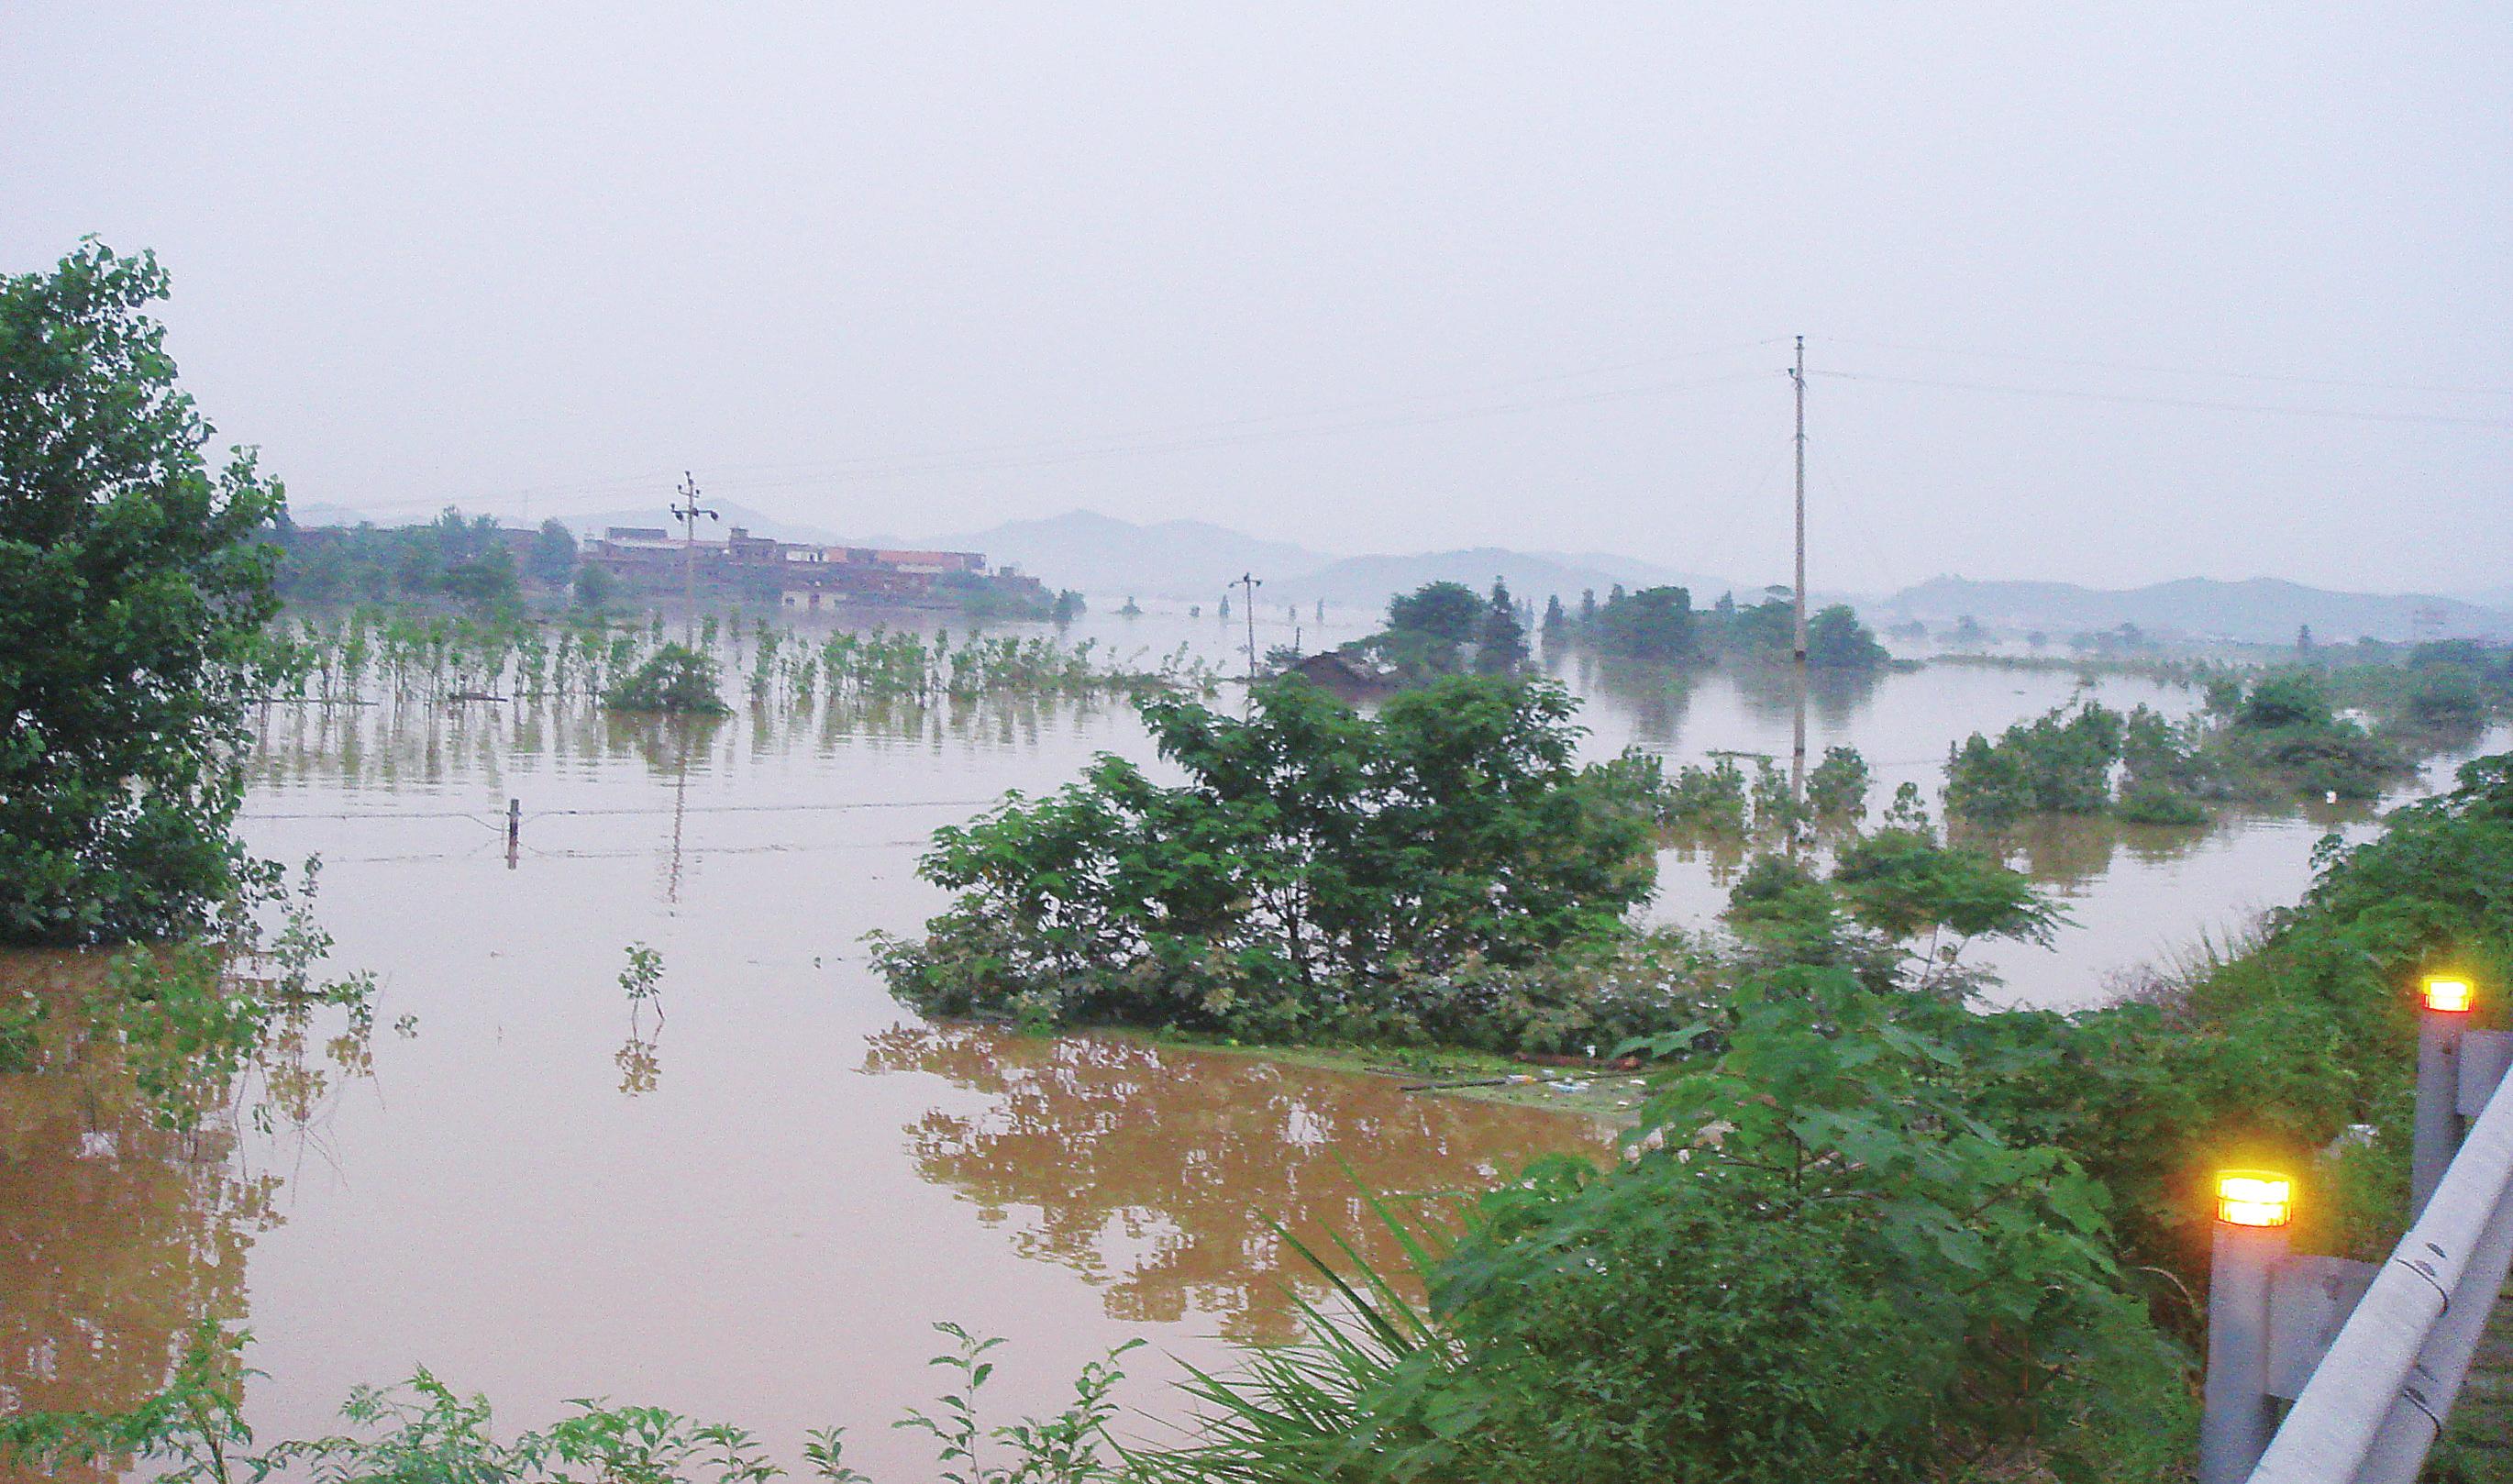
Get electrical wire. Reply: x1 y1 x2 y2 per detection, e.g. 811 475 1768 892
340 343 1788 519
237 797 1002 824
1807 369 2512 427
1818 336 2513 400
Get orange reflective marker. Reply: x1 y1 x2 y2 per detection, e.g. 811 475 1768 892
2216 1171 2293 1229
2422 976 2474 1013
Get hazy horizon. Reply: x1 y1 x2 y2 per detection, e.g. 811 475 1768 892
7 5 2507 592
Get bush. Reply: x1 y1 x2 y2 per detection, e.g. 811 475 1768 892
603 643 730 714
1158 972 2192 1484
873 675 1660 1047
2115 781 2209 825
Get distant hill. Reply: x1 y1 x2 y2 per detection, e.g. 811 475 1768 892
1877 576 2513 644
1269 548 1743 612
920 510 1331 599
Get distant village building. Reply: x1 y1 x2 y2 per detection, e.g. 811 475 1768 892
580 526 1042 611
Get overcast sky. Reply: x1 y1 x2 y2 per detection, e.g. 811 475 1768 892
6 4 2507 592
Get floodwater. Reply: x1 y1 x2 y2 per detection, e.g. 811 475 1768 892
3 607 2501 1478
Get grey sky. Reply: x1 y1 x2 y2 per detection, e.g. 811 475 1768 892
6 4 2507 592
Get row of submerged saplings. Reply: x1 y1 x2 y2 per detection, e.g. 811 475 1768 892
1939 659 2510 831
1591 742 1886 840
238 606 1222 713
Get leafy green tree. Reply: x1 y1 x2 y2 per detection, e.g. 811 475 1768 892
1384 581 1480 645
1943 702 2125 825
0 242 283 944
1591 584 1696 661
603 644 729 714
1539 593 1566 635
1806 604 1890 670
875 676 1655 1042
573 561 618 610
2405 670 2485 731
1805 744 1871 821
2235 672 2333 731
1832 827 2062 992
526 516 577 584
1475 579 1526 673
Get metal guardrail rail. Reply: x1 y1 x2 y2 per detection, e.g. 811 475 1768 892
2201 979 2513 1484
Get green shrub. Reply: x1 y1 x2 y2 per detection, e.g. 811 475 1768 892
874 676 1659 1047
603 643 731 714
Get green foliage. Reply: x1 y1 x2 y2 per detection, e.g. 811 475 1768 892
2234 672 2332 730
1472 579 1525 674
1943 702 2125 825
273 505 529 610
874 676 1665 1048
620 942 664 1009
76 858 383 1133
605 643 734 714
1832 827 2062 974
2406 669 2486 730
1806 744 1871 821
1566 590 1890 673
1383 581 1480 646
570 562 617 610
2218 672 2404 801
1951 752 2513 1311
0 1321 249 1484
1589 583 1697 661
1154 974 2189 1484
1806 603 1891 670
0 241 284 944
897 1323 1136 1484
0 1325 1135 1484
1943 679 2421 826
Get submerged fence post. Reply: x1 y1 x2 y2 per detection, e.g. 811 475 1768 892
2415 976 2474 1215
2199 1171 2291 1484
506 797 521 869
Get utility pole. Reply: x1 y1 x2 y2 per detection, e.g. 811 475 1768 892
1235 572 1264 699
1790 336 1808 663
1788 337 1810 826
671 471 719 647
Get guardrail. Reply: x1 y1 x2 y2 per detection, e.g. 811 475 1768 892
2198 975 2513 1484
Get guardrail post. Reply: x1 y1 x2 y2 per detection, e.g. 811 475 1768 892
2200 1174 2290 1484
2415 977 2472 1215
506 797 521 869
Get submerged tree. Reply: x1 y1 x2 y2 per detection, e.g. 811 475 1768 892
0 242 285 944
603 644 730 715
1477 578 1527 673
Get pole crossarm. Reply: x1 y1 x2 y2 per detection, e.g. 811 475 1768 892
2248 1038 2513 1482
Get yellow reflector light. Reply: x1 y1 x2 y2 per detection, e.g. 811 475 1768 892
2423 976 2474 1013
2217 1171 2293 1228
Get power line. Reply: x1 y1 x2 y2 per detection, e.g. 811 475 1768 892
1818 336 2513 400
1807 369 2513 427
238 797 1002 823
337 343 1788 520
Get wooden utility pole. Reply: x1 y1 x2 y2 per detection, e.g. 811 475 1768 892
671 471 719 646
1788 337 1810 820
1235 572 1264 698
1790 336 1808 663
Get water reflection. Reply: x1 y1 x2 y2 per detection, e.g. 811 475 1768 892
861 1024 1607 1339
248 692 1124 796
0 954 278 1484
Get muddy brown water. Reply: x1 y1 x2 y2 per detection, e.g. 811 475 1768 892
4 611 2501 1478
